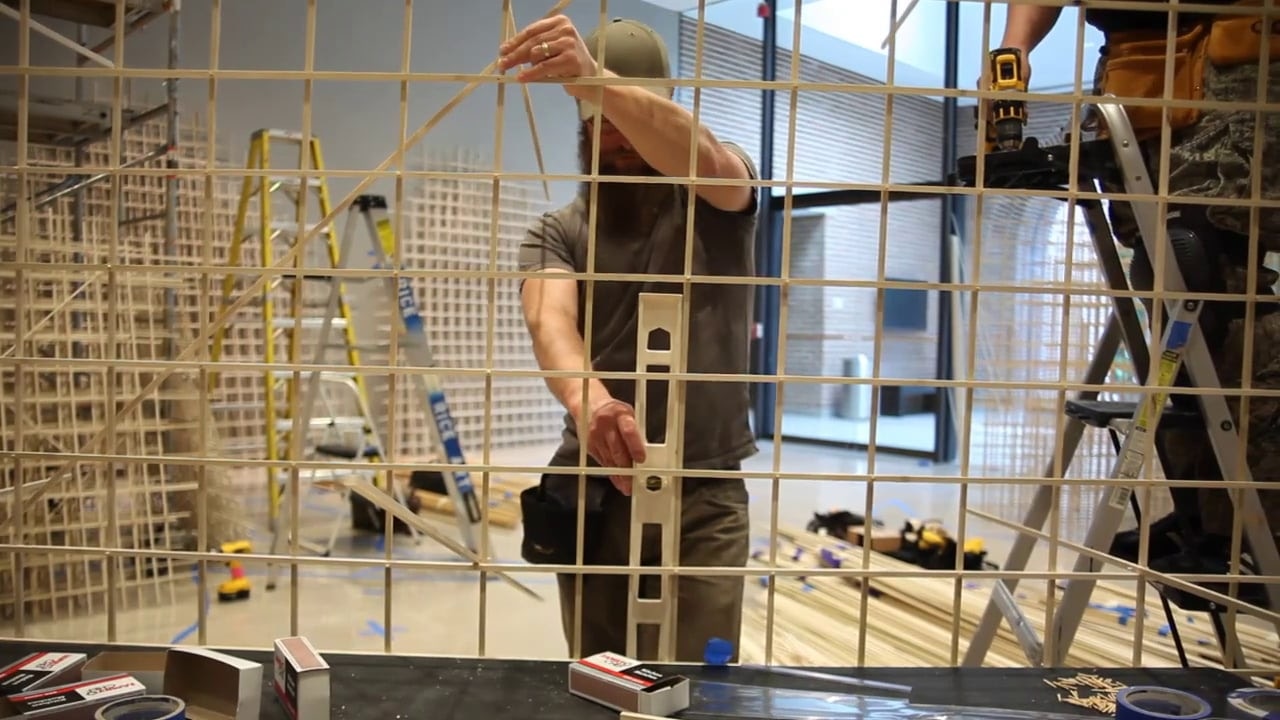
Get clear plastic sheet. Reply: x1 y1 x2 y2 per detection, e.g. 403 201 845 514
684 681 1097 720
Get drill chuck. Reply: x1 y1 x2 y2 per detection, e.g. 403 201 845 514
994 118 1023 151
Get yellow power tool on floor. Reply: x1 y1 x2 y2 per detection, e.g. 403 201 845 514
215 539 252 602
983 47 1028 152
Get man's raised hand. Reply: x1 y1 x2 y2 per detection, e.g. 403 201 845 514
498 14 597 92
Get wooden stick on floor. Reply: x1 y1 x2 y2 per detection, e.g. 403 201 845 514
344 480 543 601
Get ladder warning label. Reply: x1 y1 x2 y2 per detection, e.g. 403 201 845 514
1109 485 1132 510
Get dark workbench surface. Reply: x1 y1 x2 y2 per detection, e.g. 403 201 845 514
0 640 1255 720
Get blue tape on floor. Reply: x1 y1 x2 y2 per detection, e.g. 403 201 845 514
360 619 408 639
168 606 203 645
879 498 917 517
170 570 212 645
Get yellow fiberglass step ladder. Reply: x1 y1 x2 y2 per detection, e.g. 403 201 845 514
209 129 418 590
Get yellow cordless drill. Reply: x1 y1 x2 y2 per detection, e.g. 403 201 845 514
984 47 1028 152
215 539 252 602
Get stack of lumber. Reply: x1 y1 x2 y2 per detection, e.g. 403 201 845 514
738 526 1280 670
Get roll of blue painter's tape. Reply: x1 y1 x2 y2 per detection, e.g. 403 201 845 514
95 695 186 720
1226 688 1280 720
1117 687 1212 720
703 637 733 666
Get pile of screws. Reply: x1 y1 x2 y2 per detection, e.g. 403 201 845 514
1043 673 1128 714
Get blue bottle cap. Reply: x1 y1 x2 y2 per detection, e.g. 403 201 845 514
704 637 734 665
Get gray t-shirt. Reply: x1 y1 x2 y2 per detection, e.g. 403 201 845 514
518 142 760 471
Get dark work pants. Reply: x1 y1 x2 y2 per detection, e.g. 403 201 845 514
551 472 750 662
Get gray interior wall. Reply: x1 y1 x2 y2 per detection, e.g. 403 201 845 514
4 0 681 205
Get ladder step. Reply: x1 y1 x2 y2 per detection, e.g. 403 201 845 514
316 443 381 460
255 128 307 142
270 317 348 330
280 274 339 283
269 175 323 189
275 416 367 432
274 467 375 484
1063 399 1202 429
268 219 331 238
269 369 358 382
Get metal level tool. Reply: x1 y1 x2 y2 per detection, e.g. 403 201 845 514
956 99 1280 669
626 292 688 661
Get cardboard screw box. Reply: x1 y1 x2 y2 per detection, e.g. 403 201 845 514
0 653 88 696
272 637 330 720
80 652 167 695
162 648 263 720
568 652 689 717
0 673 146 720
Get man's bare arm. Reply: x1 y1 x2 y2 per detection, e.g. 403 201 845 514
1001 5 1062 55
520 270 611 419
580 73 755 214
497 15 755 214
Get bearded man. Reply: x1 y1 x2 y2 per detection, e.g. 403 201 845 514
500 15 761 661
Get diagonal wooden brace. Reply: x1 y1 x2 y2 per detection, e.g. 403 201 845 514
626 293 687 661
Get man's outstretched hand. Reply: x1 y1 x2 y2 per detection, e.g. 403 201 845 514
584 397 647 496
497 14 599 99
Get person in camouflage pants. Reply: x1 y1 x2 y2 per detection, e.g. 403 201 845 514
1001 2 1280 595
1096 51 1280 563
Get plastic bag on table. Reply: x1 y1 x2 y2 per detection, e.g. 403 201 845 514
685 681 1097 720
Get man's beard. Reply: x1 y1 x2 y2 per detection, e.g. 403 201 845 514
577 123 661 237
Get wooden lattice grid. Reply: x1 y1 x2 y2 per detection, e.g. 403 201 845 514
964 188 1174 545
387 146 564 458
1 114 250 623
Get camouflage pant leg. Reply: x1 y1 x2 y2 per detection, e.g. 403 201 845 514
1096 55 1280 540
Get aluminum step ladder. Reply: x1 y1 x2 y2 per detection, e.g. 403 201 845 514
955 99 1280 670
268 190 541 600
291 195 545 573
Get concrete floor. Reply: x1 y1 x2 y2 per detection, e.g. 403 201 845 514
3 439 1073 660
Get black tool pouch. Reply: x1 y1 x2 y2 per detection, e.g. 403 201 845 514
519 474 607 566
